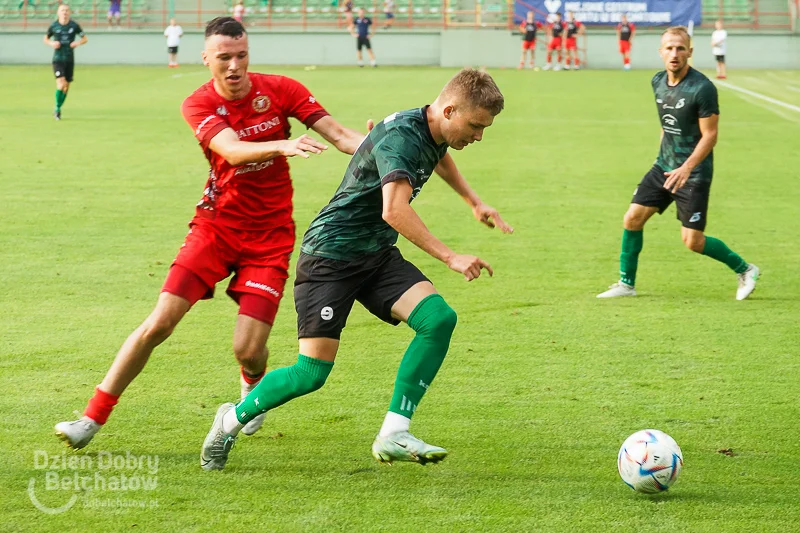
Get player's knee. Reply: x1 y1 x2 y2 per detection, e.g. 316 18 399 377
623 209 646 230
412 296 458 339
433 304 458 338
682 232 705 253
234 342 267 370
139 314 179 345
296 366 330 393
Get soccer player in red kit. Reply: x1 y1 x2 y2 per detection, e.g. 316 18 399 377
55 17 371 449
617 14 635 70
544 12 565 71
564 11 584 70
519 11 543 70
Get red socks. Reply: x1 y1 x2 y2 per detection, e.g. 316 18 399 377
241 367 265 385
84 387 120 425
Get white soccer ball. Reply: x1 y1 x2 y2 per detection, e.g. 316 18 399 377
617 429 683 493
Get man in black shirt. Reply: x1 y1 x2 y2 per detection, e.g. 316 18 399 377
351 7 377 67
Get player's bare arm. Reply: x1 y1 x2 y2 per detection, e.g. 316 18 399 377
311 116 374 155
71 35 88 49
382 180 492 281
208 127 328 166
663 114 718 192
434 153 513 233
44 35 60 49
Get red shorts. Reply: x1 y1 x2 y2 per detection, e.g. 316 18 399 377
522 39 536 50
619 40 631 54
547 37 562 51
162 218 295 324
565 37 577 50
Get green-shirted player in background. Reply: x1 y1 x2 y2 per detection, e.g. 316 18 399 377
200 68 514 470
44 4 88 120
598 26 759 300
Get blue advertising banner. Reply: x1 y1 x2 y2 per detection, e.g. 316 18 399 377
515 0 702 26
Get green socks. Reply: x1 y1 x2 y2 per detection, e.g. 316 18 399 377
234 354 333 424
55 89 67 110
702 236 748 273
388 294 457 418
619 229 643 286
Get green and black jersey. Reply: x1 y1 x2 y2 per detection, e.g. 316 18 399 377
301 106 449 261
652 67 719 184
46 20 85 63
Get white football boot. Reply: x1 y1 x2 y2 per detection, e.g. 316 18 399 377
543 63 552 71
55 417 102 449
372 431 448 465
736 264 759 300
554 64 562 71
597 282 637 298
240 374 266 436
201 403 238 471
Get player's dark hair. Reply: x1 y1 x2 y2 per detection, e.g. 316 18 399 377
444 68 505 116
205 17 246 39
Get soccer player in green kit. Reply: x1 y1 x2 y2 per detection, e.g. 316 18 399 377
598 26 759 300
200 68 514 470
44 4 88 120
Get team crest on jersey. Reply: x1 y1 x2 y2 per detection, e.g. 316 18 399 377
216 105 228 116
252 95 271 113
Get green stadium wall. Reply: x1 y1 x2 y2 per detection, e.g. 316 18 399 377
2 30 798 69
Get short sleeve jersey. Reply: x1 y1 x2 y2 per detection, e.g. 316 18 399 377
521 21 543 41
549 21 565 38
354 17 372 38
301 107 449 261
618 22 634 41
46 20 85 63
652 67 719 183
566 20 583 38
181 73 329 229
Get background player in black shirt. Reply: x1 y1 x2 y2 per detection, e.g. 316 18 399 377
518 11 543 70
350 7 377 67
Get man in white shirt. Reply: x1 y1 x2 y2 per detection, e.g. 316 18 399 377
711 20 727 79
164 18 184 68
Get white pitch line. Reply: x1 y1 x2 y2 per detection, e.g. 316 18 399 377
714 79 800 113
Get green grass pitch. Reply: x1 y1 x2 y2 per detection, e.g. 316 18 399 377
2 65 799 532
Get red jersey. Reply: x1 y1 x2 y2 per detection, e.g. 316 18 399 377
181 73 329 230
549 20 565 39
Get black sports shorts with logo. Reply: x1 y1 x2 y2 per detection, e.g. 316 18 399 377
356 36 371 50
53 61 74 82
715 55 725 63
294 247 429 340
631 164 711 231
168 46 179 54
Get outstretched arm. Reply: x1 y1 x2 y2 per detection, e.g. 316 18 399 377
435 153 514 233
311 115 374 155
208 128 328 167
382 180 493 281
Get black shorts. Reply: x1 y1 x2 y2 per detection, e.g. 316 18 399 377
357 36 371 50
168 46 179 54
52 61 74 82
715 55 725 63
631 164 711 231
294 247 429 340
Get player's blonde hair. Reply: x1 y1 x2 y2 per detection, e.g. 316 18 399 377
442 68 505 116
661 26 691 46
